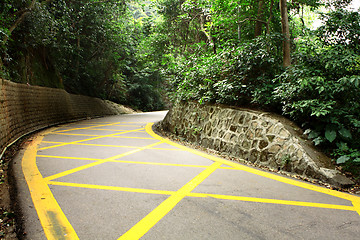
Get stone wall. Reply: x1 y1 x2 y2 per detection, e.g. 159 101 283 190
161 101 353 187
0 78 120 157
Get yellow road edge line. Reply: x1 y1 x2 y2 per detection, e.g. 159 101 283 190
43 140 164 181
47 181 174 196
146 123 360 204
118 161 222 240
38 127 145 150
22 130 79 240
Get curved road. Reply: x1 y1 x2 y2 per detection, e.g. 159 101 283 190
13 111 360 239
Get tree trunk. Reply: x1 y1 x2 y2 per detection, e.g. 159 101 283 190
238 1 241 42
266 0 274 35
280 0 291 67
254 0 264 37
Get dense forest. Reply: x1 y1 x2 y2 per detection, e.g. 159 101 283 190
1 0 359 177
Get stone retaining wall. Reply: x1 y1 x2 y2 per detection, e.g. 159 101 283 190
161 101 353 187
0 78 120 157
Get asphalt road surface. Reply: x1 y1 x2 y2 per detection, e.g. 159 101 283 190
13 111 360 240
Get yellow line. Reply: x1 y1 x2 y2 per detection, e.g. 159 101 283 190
48 181 174 196
51 133 101 137
111 136 156 140
22 130 79 240
41 142 184 151
108 160 211 168
146 123 360 214
353 200 360 216
78 128 127 132
47 180 356 212
37 154 235 169
53 121 123 133
38 128 145 150
118 162 222 240
44 140 163 181
149 147 182 151
188 193 356 211
44 160 109 181
37 155 102 161
69 143 140 149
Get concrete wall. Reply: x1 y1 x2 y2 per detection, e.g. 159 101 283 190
161 101 353 187
0 78 119 157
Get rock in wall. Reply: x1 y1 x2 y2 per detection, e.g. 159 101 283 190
161 101 353 187
0 78 120 157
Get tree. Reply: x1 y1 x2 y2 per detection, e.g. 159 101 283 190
280 0 291 67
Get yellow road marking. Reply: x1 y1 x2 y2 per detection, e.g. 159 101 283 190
111 136 156 140
36 154 235 169
353 200 360 216
38 128 145 150
22 129 79 240
24 120 360 240
46 181 356 212
53 121 123 133
188 193 355 211
42 141 165 150
118 162 222 240
146 123 360 215
51 133 101 137
44 160 110 181
75 128 127 132
37 155 102 161
48 181 174 196
44 140 163 181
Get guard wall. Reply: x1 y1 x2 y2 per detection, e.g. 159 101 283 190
0 78 119 157
161 101 353 187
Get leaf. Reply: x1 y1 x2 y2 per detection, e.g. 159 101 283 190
354 158 360 163
325 129 337 142
325 125 337 142
338 128 352 139
308 130 319 139
336 156 350 164
313 137 323 146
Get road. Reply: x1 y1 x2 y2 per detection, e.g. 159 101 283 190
13 111 360 239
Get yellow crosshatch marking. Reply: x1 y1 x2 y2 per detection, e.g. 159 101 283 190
22 121 360 240
38 128 146 151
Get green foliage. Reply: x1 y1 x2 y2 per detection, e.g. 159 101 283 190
269 9 360 169
0 0 164 112
166 33 283 107
161 1 360 176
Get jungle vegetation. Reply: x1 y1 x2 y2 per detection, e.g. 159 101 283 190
1 0 359 177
